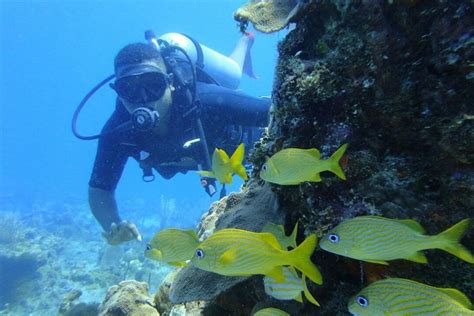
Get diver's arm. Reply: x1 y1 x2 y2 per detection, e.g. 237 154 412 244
88 186 142 244
88 107 141 244
88 186 121 231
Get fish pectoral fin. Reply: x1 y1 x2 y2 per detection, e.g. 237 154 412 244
439 288 473 309
301 274 321 306
308 173 322 182
405 251 428 264
266 266 285 283
168 261 187 267
219 248 238 265
295 293 303 303
365 259 389 265
224 173 233 184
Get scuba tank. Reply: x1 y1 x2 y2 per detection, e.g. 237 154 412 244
158 33 244 90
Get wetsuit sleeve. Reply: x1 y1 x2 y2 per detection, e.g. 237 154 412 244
89 106 132 191
196 82 270 127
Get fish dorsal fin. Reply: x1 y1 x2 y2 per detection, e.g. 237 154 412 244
289 222 299 248
365 259 389 265
404 251 428 263
219 247 238 265
216 148 230 162
394 219 426 233
305 148 321 159
363 216 426 233
439 288 473 309
260 232 284 250
184 229 199 241
266 266 285 283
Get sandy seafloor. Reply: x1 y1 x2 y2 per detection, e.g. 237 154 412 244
0 193 212 315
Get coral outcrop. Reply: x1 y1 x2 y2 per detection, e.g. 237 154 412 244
166 183 281 307
98 280 159 316
251 0 473 314
158 1 473 315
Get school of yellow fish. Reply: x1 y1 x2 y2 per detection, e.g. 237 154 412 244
144 143 473 315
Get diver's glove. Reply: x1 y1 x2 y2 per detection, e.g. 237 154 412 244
200 177 217 197
102 220 142 245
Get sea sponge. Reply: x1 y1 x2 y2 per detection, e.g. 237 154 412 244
234 0 305 33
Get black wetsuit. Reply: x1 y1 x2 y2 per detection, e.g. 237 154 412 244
89 82 270 191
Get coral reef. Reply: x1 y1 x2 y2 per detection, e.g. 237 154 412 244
0 200 172 315
156 1 473 315
250 0 474 314
98 280 159 315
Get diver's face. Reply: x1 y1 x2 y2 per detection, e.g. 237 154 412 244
113 60 172 114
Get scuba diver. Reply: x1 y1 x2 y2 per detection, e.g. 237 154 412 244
72 31 270 245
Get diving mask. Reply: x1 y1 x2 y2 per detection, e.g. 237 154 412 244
111 65 170 104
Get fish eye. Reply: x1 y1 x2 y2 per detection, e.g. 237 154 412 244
262 164 267 171
357 296 369 307
145 244 152 251
195 248 205 259
329 233 340 243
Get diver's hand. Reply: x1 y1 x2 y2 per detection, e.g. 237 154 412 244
200 177 217 197
102 220 142 245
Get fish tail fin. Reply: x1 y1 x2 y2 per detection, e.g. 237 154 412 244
301 274 320 306
289 234 323 284
289 222 299 248
327 143 348 180
230 143 248 180
437 219 474 263
197 170 215 178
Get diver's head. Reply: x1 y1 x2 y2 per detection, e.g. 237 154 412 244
111 43 173 133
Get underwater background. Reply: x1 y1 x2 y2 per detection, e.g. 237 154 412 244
0 0 282 315
1 0 474 316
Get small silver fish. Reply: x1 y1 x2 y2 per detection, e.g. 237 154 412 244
264 266 319 306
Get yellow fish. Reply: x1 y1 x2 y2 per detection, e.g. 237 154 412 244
259 144 347 185
253 307 290 316
191 228 323 285
262 222 298 249
145 228 199 267
348 278 474 315
264 266 320 306
319 216 474 265
197 143 248 184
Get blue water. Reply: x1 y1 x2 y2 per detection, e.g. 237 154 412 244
0 0 284 314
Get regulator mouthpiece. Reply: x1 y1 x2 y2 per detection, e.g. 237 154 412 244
132 107 160 131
